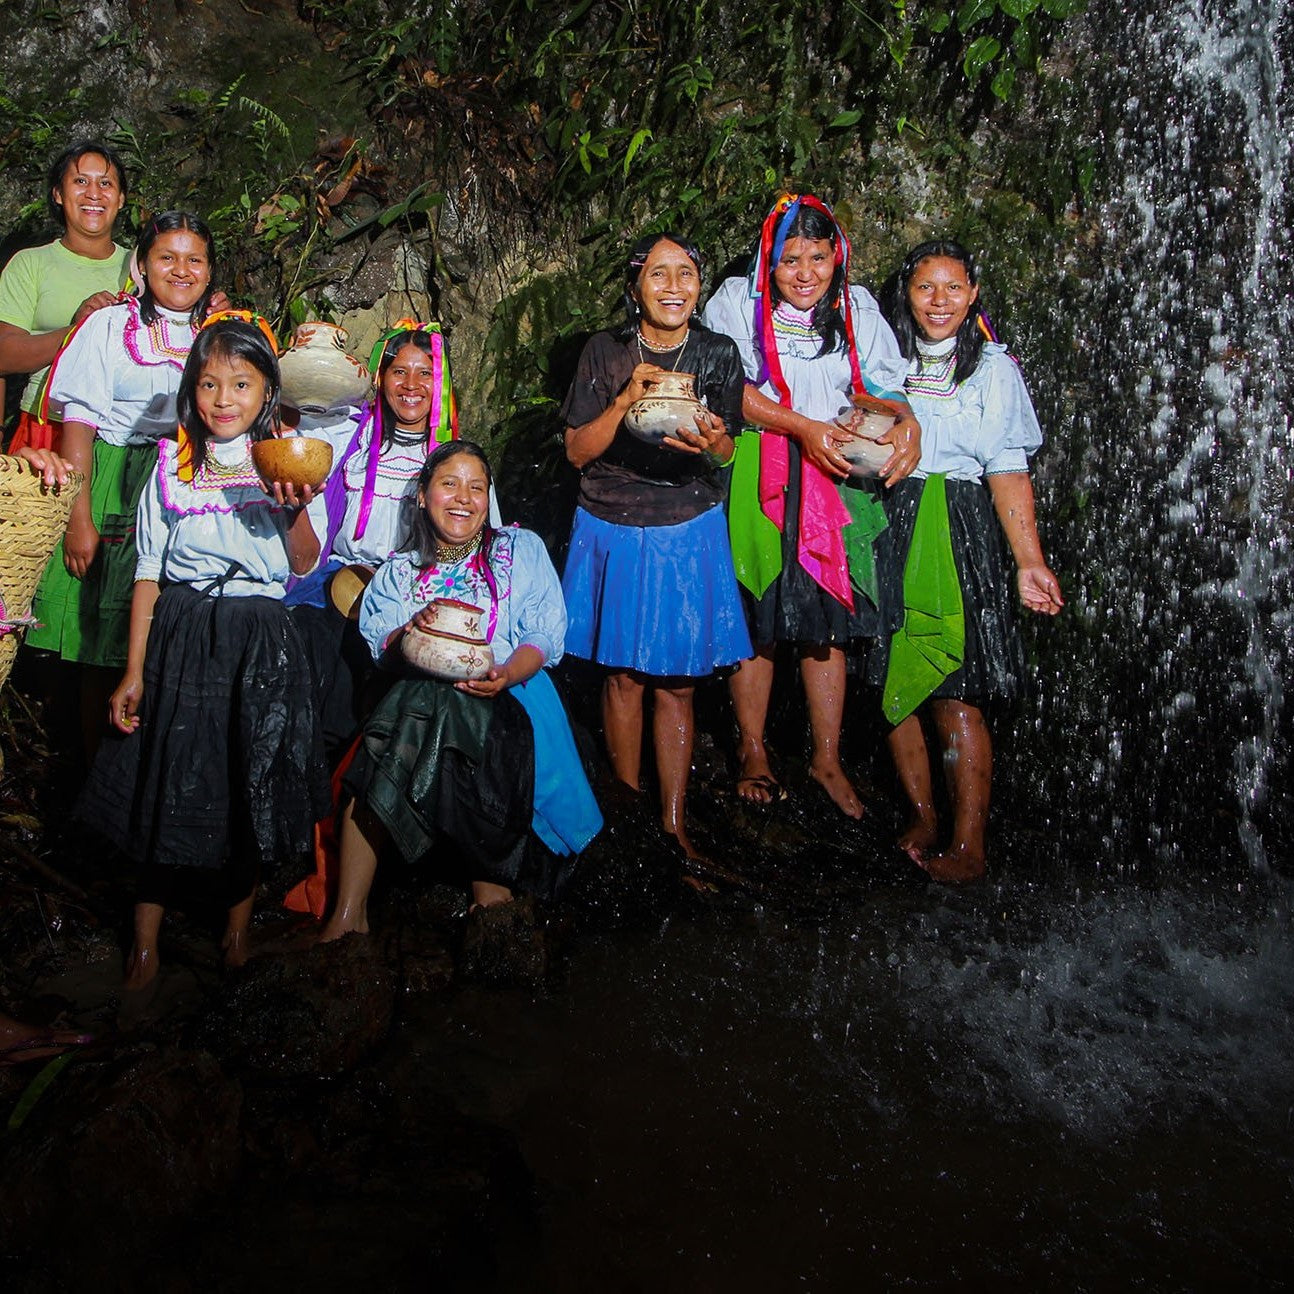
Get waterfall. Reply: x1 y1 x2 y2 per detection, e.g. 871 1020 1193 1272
1027 0 1292 870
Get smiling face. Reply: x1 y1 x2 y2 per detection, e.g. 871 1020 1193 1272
195 351 269 442
906 255 980 343
381 341 436 431
420 450 490 548
143 229 212 314
53 152 124 246
772 236 836 312
631 239 701 341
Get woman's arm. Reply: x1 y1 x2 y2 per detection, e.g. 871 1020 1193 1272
987 472 1063 615
60 420 99 578
270 483 323 575
565 361 664 468
109 579 162 733
456 643 545 698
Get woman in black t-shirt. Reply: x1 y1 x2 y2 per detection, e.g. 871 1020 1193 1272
561 232 751 862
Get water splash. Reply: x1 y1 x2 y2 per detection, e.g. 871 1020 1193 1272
1030 0 1292 869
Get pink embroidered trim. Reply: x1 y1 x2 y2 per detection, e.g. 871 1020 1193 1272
122 298 197 371
156 440 287 518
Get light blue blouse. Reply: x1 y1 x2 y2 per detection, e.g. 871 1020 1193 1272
46 298 196 446
905 344 1043 482
703 278 910 421
358 525 566 667
135 436 329 597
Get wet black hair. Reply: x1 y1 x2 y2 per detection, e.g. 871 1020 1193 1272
406 439 494 569
617 232 703 339
175 320 281 473
375 329 441 453
135 211 216 327
47 140 129 227
883 239 986 386
767 203 848 358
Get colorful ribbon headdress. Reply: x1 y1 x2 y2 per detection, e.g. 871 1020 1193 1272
176 309 280 482
352 318 457 542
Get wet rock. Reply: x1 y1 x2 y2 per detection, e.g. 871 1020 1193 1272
0 1047 241 1264
459 896 548 986
194 935 395 1077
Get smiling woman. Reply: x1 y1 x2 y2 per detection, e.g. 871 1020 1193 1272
318 439 602 937
560 232 751 866
0 140 131 453
284 321 464 762
24 212 217 755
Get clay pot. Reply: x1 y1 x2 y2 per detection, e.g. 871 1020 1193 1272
624 372 705 445
251 436 334 492
400 598 494 681
834 399 898 479
278 321 372 413
329 563 374 620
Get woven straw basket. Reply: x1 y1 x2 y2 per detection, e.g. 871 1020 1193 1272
0 454 83 692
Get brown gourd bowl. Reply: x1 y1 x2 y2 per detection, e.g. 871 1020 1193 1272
251 436 334 492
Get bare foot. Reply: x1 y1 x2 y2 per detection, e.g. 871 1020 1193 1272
469 880 514 911
123 942 159 992
221 928 251 971
318 914 369 944
735 750 784 804
810 760 864 819
919 845 986 885
898 814 939 864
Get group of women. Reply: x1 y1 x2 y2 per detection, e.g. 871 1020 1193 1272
3 138 1061 995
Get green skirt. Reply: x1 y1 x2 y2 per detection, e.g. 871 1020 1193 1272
27 440 157 667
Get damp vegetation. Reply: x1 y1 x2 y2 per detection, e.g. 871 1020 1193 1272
0 0 1092 441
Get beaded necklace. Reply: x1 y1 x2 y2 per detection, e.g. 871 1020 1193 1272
636 328 690 371
433 533 482 565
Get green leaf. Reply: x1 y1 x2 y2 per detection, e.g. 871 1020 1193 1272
1042 0 1086 14
828 109 863 129
927 10 952 31
623 127 652 177
963 34 1002 79
998 0 1041 15
7 1053 75 1132
957 0 996 32
990 63 1016 99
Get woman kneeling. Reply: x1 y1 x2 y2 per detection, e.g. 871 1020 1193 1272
320 441 600 938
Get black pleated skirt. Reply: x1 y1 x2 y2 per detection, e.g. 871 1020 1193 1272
79 582 331 870
745 443 887 648
867 476 1026 704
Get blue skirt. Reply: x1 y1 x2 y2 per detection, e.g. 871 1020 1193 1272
562 505 752 678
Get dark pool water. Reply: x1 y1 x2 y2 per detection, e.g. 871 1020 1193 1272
389 860 1294 1290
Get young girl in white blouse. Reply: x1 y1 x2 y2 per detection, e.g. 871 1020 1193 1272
80 314 330 992
873 241 1063 884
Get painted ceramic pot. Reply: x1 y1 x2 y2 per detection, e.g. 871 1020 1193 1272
834 402 897 479
278 321 372 413
624 372 705 445
400 598 495 681
251 436 334 492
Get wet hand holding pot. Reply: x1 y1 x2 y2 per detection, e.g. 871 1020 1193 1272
400 598 495 681
833 393 899 479
624 371 708 446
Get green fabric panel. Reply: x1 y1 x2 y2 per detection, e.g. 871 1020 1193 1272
356 678 492 863
27 440 156 665
840 478 888 607
882 474 965 724
726 431 782 598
